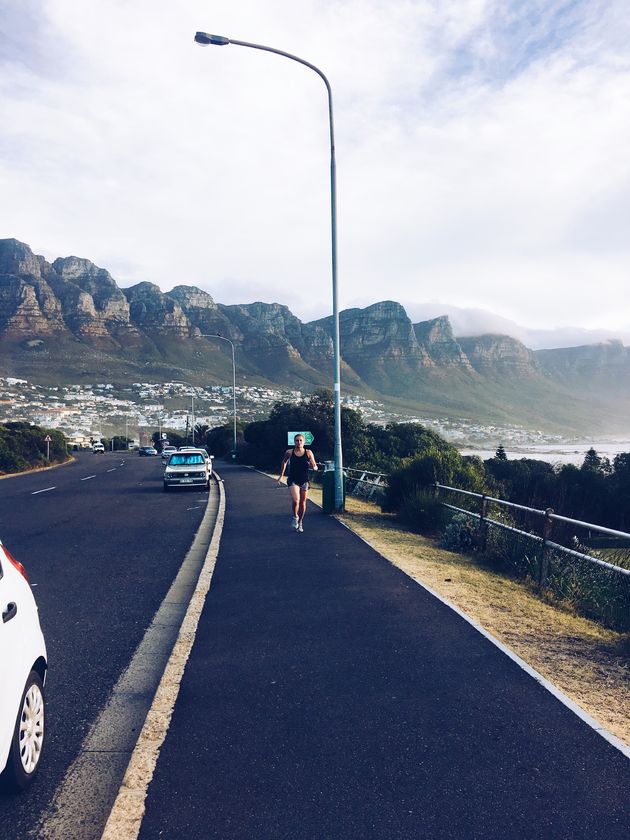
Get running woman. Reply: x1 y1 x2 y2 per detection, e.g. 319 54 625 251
278 434 318 532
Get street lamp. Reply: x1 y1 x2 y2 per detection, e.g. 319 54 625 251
199 334 237 458
194 31 344 510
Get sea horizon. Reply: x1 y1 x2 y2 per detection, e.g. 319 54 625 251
460 440 630 466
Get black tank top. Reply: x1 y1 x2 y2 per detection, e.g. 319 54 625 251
289 450 310 484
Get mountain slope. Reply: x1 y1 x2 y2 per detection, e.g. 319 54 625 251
1 238 628 433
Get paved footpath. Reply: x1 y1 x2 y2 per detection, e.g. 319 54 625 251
139 464 630 840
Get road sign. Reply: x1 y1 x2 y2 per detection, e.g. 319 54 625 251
44 435 52 442
288 431 314 446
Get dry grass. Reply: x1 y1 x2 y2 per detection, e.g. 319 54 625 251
304 485 630 748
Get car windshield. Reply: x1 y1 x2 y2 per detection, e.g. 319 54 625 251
169 454 204 465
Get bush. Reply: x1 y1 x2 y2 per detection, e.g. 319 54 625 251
542 545 630 632
439 513 478 552
0 438 27 473
383 448 486 513
398 489 447 535
0 423 67 474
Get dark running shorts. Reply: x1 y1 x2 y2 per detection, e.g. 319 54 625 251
287 480 309 491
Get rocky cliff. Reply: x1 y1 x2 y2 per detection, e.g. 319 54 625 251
1 239 628 432
458 334 540 378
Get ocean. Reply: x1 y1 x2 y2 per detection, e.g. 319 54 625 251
460 441 630 466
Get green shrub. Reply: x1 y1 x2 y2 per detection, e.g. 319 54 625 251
0 438 27 473
440 513 478 552
0 423 67 474
542 545 630 632
383 448 486 513
398 489 447 535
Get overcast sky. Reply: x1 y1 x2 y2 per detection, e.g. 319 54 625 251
1 0 629 343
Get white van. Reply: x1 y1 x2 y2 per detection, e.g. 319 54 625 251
92 442 105 454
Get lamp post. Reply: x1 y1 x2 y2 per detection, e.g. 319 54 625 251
194 31 344 510
199 333 237 458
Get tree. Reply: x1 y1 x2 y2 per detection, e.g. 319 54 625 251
495 444 507 461
581 448 602 472
109 435 130 451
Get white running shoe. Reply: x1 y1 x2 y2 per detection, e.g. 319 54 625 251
298 522 304 533
292 516 299 529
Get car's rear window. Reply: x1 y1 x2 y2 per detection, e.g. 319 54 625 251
169 454 204 465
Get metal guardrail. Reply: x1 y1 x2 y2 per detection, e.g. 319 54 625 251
311 466 629 580
345 468 387 501
314 464 388 501
435 483 630 583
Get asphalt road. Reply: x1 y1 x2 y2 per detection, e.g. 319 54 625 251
139 463 630 840
0 451 208 840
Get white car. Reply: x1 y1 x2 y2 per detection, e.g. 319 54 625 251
92 442 105 454
0 540 47 790
177 447 212 464
160 445 178 464
163 451 212 490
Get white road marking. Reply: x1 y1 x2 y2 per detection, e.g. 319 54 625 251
80 475 97 481
34 479 224 840
101 476 225 840
107 469 117 473
31 487 56 495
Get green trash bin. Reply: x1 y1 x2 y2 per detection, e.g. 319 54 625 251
321 467 346 514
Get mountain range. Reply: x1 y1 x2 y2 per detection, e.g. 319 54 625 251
1 238 628 435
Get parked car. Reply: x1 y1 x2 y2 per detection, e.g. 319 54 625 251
163 451 212 491
160 445 178 464
138 446 158 457
177 447 212 464
92 442 105 454
0 540 47 790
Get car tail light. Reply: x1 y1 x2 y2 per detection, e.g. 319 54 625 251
1 545 29 583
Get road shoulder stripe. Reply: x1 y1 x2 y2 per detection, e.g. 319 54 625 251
100 473 226 839
34 477 224 840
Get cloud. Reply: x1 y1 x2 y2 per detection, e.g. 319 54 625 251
0 0 628 340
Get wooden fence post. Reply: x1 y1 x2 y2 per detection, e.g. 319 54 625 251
539 508 554 588
478 493 488 552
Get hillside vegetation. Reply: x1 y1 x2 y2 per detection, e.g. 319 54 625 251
0 422 69 474
2 238 629 434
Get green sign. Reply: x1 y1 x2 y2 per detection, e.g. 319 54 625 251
288 431 314 446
